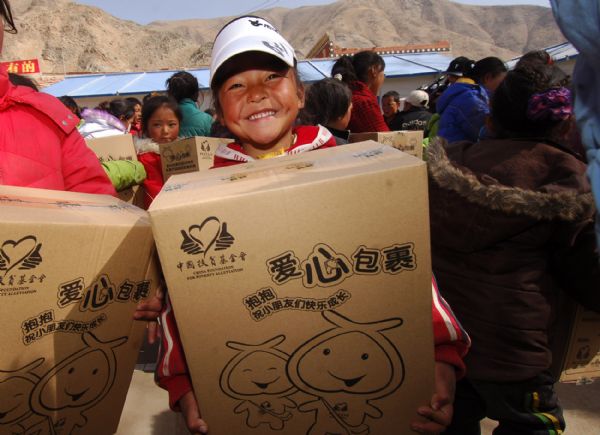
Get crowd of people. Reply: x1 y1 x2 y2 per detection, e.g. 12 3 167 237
1 0 599 434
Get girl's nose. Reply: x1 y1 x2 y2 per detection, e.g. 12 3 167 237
247 84 267 103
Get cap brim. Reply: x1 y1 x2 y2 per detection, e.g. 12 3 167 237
210 38 295 87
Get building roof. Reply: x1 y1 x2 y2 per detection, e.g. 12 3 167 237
306 33 451 59
506 41 578 68
43 53 455 99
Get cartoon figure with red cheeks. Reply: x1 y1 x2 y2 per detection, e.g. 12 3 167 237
29 332 127 434
220 335 298 430
286 311 404 435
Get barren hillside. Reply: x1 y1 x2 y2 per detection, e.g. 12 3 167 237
2 0 565 73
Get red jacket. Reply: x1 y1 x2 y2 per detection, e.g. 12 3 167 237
348 81 390 133
0 67 115 195
134 138 164 209
156 125 469 409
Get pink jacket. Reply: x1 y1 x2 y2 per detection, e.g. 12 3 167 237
0 67 115 195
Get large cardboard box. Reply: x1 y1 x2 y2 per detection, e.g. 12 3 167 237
150 141 434 434
349 131 424 159
0 185 158 435
558 306 600 384
85 134 145 208
159 136 233 181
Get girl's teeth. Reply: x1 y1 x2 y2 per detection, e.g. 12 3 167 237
249 111 275 120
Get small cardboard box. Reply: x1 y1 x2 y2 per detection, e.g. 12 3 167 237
349 131 424 159
85 134 145 207
0 185 158 435
150 141 434 434
558 306 600 383
159 136 233 181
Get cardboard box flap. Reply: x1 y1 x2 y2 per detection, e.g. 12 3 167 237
0 185 150 226
151 141 424 211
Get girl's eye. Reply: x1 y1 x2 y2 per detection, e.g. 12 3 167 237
227 83 243 91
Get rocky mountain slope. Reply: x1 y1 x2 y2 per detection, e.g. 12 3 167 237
2 0 565 73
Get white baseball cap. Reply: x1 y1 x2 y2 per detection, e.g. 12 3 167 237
210 16 296 87
406 90 429 109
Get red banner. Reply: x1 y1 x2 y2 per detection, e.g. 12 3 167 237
1 59 40 75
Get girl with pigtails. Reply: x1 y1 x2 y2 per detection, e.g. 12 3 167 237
427 61 600 434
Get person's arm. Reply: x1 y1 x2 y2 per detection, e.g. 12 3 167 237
156 294 194 410
411 277 470 434
156 295 208 433
61 130 116 195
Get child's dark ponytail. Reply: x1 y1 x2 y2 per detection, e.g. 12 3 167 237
491 63 572 139
331 51 385 85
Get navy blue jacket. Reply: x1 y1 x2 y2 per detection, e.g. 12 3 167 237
436 81 489 143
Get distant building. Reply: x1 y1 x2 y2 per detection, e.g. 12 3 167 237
306 33 451 59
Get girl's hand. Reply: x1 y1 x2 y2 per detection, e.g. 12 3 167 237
410 362 456 434
133 284 164 344
180 391 209 434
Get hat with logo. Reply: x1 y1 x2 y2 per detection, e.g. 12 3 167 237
446 56 475 77
406 90 429 109
210 16 296 87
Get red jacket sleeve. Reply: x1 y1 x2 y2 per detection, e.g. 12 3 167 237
431 275 470 379
61 130 116 196
137 152 165 209
155 294 193 411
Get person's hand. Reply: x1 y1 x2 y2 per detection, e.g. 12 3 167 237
133 284 164 344
179 391 209 434
410 362 456 434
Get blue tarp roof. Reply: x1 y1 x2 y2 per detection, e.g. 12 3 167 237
507 41 578 68
43 53 454 98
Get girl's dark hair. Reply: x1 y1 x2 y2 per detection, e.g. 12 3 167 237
491 63 571 139
1 0 16 33
105 98 135 122
58 95 81 117
470 57 507 84
141 96 182 136
125 96 142 107
300 78 352 126
331 51 385 85
166 71 200 103
9 73 38 91
516 50 553 68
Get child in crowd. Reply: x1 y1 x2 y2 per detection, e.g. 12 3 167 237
436 56 506 143
382 90 404 130
166 71 213 137
299 77 353 144
134 95 181 209
427 62 600 434
332 50 390 133
156 16 469 435
126 96 143 136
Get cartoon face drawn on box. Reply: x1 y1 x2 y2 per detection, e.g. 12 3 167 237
29 332 127 434
0 358 51 435
287 311 404 435
220 335 298 430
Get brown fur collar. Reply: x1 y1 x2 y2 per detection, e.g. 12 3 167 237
427 137 595 222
